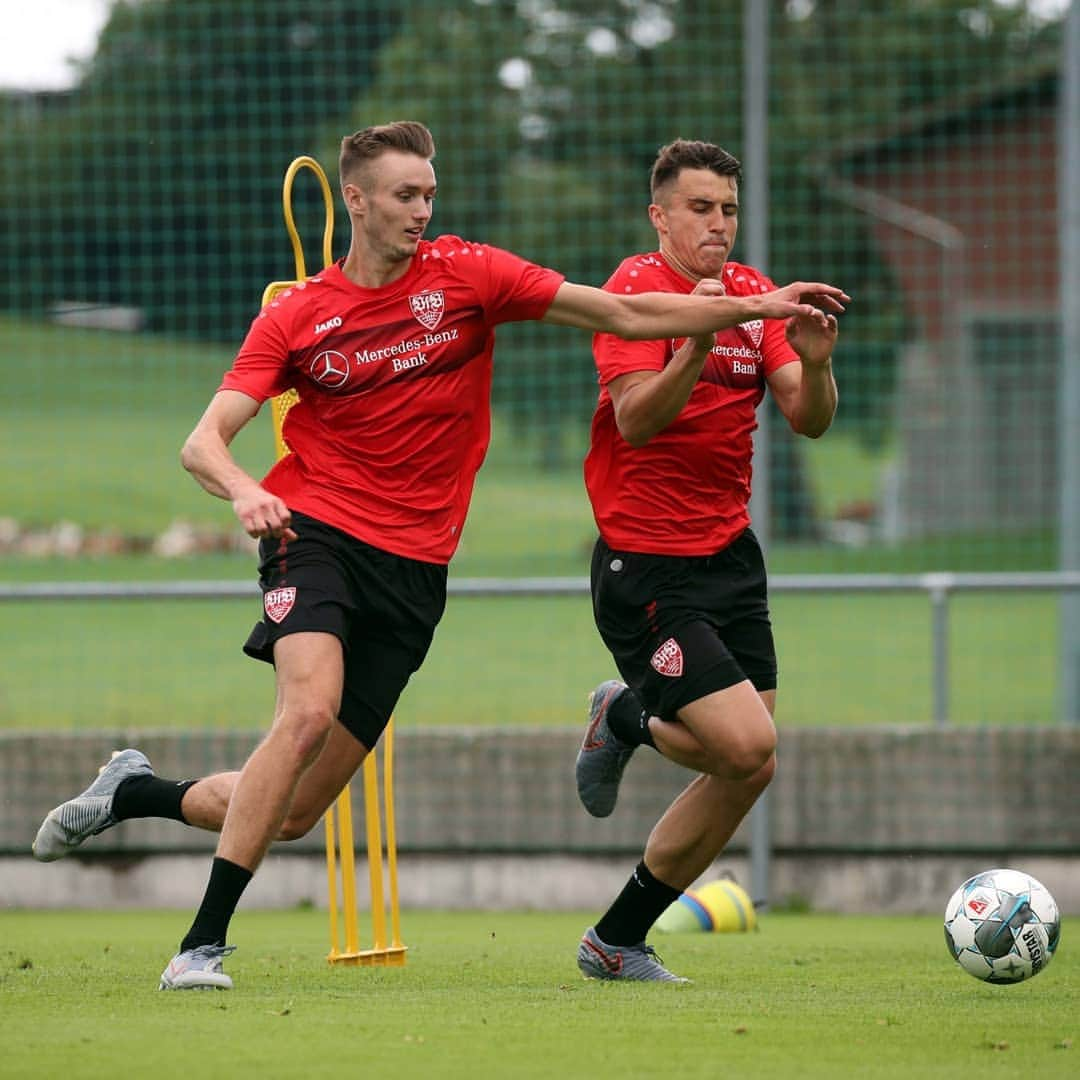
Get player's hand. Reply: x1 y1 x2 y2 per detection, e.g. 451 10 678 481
232 484 298 543
786 309 839 365
688 278 725 350
754 281 849 323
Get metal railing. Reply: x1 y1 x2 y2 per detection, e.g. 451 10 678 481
5 570 1080 728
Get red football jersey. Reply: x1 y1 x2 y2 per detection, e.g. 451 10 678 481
584 254 798 556
221 236 564 563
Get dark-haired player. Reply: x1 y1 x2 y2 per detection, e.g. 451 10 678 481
576 139 841 982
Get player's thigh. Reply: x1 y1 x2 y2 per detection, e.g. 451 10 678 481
677 680 776 770
337 547 447 752
337 622 436 752
272 631 346 725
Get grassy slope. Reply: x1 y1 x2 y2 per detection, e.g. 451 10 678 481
1 910 1076 1080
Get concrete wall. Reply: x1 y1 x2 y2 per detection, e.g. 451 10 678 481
3 728 1078 912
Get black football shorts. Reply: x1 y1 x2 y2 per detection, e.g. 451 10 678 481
243 511 447 749
590 528 777 722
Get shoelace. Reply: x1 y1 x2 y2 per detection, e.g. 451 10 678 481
189 944 237 966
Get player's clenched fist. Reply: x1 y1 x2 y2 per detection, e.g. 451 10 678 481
232 485 297 542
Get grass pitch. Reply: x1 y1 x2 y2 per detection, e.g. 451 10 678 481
1 909 1075 1079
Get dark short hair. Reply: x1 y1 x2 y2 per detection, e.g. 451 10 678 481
339 121 436 187
650 139 742 201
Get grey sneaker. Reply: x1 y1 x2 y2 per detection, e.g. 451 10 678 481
577 927 689 983
32 749 153 861
576 680 636 818
159 944 236 991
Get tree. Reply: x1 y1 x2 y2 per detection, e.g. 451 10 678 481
0 0 401 338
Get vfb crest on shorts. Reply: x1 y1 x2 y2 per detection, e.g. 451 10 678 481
650 637 684 678
264 586 296 624
409 289 445 330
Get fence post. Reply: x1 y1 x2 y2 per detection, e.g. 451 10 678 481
926 574 952 727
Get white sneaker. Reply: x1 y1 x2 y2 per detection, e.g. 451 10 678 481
159 944 236 991
32 749 153 861
577 927 689 983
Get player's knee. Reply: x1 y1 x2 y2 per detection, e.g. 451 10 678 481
706 732 777 780
726 743 775 780
277 811 319 842
752 750 778 791
276 703 336 765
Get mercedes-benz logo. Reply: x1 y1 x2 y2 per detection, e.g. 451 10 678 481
310 350 350 389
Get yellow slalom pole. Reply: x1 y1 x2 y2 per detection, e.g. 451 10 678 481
325 810 341 959
363 752 388 953
281 155 334 277
383 721 404 951
268 156 334 459
336 790 360 959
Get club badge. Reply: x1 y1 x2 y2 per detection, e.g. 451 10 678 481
409 290 445 330
264 587 297 624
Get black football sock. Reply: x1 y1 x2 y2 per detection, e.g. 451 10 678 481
112 775 197 824
180 857 253 951
594 860 681 946
604 687 657 749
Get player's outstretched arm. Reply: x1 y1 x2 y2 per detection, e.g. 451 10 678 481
181 389 298 542
541 280 848 340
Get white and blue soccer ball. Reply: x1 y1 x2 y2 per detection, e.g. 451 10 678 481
944 868 1061 983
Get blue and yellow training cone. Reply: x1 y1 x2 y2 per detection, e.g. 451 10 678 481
655 878 757 933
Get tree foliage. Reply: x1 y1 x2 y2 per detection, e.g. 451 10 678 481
0 0 401 337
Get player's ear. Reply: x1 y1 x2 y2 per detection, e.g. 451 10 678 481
648 202 666 234
342 181 366 218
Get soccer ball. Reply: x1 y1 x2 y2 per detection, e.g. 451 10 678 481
944 868 1061 983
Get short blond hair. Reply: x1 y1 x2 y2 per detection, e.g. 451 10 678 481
339 121 436 188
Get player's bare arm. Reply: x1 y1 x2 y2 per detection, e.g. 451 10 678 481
769 310 840 438
542 279 848 340
181 389 299 541
607 277 727 447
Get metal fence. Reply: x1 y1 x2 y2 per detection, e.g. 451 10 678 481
2 1 1078 722
4 571 1080 726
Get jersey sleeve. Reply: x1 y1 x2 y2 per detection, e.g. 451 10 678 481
469 243 565 325
592 262 667 386
218 307 293 402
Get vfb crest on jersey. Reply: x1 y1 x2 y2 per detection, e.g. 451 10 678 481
739 319 764 349
409 289 445 330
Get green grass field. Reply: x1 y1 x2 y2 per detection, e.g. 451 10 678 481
1 910 1075 1079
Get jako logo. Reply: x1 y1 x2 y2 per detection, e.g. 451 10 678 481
314 316 343 334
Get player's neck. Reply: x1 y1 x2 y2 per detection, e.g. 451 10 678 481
339 244 414 289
